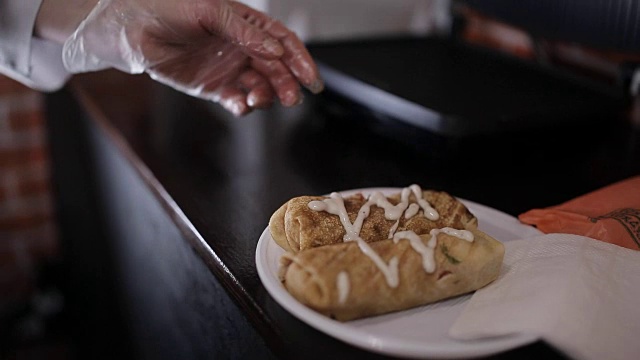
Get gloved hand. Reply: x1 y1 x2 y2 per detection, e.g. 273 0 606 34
63 0 323 116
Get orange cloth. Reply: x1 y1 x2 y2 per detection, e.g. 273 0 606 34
519 176 640 250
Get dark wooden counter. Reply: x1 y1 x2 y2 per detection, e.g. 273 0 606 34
45 61 640 359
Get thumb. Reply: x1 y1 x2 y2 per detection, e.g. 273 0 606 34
215 3 284 59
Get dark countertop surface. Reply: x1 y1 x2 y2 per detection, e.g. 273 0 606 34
61 42 640 358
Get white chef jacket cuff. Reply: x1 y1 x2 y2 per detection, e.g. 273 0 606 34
0 0 70 92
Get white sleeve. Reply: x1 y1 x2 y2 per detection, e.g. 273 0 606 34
0 0 70 91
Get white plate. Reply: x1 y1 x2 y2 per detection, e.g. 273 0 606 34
256 188 542 359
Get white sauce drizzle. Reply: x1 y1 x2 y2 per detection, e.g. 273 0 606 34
430 227 475 243
388 220 400 239
393 231 436 273
309 184 440 241
337 271 350 304
356 239 399 287
368 190 409 220
308 185 462 289
309 192 368 241
392 228 475 274
309 192 401 287
404 203 420 219
410 184 439 220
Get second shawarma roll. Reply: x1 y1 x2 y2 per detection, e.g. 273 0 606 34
279 229 504 321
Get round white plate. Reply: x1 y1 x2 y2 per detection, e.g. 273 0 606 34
256 188 542 359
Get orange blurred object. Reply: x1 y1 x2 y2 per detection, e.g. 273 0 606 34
519 176 640 250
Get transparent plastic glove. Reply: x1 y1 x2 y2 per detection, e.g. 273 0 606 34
63 0 323 115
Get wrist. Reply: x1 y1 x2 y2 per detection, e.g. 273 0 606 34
35 0 100 44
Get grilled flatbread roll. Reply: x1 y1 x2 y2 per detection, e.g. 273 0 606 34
280 229 504 321
269 190 477 252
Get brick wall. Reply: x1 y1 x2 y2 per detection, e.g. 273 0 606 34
0 75 58 310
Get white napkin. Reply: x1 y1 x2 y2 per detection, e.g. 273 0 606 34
450 234 640 360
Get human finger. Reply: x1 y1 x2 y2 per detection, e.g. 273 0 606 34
214 85 252 116
230 1 323 93
238 69 275 109
251 58 302 107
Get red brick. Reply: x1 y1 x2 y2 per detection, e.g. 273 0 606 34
0 147 46 168
0 267 34 300
16 179 52 197
0 76 33 96
0 247 21 265
29 234 59 260
23 226 59 260
8 110 44 131
7 161 50 183
0 223 59 262
0 212 53 231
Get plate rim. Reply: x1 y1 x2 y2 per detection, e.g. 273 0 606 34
255 187 540 358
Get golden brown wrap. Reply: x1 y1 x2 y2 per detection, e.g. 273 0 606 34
269 190 477 252
279 229 504 321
